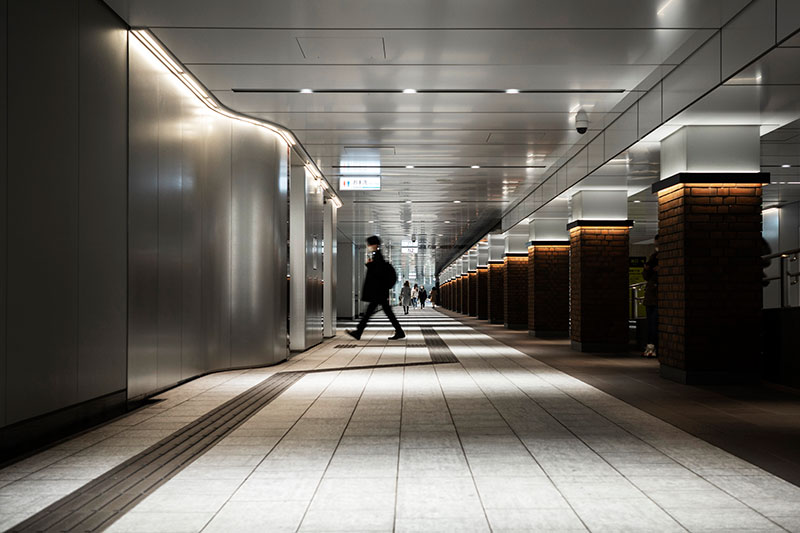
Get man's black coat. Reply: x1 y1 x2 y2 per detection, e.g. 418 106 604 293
361 250 397 302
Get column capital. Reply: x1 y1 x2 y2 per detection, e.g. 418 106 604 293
651 172 770 194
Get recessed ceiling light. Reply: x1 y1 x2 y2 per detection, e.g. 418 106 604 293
368 220 374 223
505 89 520 94
299 88 313 94
782 164 791 168
471 165 480 169
633 200 641 203
402 88 417 94
453 200 461 203
406 165 414 169
406 200 412 203
444 220 451 223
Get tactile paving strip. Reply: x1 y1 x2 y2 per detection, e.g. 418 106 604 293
420 327 459 363
10 371 304 533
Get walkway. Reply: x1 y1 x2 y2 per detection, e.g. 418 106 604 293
1 309 798 532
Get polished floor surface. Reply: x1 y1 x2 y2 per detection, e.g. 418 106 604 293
1 309 799 532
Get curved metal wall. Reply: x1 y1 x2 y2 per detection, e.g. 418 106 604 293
128 36 288 399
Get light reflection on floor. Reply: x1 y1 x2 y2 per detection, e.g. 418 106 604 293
1 309 799 532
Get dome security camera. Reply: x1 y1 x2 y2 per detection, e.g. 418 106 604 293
575 109 589 135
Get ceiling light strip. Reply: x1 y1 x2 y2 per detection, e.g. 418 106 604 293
232 88 627 94
130 29 343 209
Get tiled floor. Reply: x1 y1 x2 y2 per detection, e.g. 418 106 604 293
2 309 799 532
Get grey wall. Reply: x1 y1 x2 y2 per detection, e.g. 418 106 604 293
337 237 356 319
289 161 324 351
323 201 337 337
0 0 128 428
128 36 289 399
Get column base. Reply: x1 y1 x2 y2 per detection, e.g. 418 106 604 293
504 322 527 330
659 364 758 385
477 313 488 320
530 330 568 338
489 318 504 325
571 340 629 353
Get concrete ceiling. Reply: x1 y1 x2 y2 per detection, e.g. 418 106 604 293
104 0 760 278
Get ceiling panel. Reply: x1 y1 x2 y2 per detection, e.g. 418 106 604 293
106 0 748 30
154 28 703 66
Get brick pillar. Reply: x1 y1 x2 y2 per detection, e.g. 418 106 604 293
488 262 505 324
454 278 460 312
654 174 766 384
569 221 631 352
503 255 528 329
528 244 570 337
477 267 489 319
468 272 477 316
460 275 469 314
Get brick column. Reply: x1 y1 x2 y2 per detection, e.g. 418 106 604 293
488 262 505 324
460 275 469 314
503 255 528 329
468 272 478 316
477 267 489 319
528 243 570 337
654 174 766 384
569 221 631 352
454 278 460 312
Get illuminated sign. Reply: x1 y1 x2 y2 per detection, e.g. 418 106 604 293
339 177 381 190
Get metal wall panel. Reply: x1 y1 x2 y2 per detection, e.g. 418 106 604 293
230 123 287 367
289 162 324 350
200 116 232 372
336 238 355 319
128 38 161 399
77 0 128 401
0 0 7 427
307 175 324 346
323 200 337 337
128 36 290 398
6 0 80 423
180 94 204 380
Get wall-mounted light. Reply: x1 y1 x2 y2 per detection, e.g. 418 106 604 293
471 165 480 169
505 89 520 94
300 88 314 94
402 88 417 94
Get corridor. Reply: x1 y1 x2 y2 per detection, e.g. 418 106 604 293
2 310 798 532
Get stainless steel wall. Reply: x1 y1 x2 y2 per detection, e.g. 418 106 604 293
336 236 356 320
0 0 128 427
289 161 324 351
128 35 289 399
323 201 337 337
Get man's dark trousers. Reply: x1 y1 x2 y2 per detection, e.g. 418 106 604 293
355 299 404 335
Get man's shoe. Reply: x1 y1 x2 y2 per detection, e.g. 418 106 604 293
346 330 362 341
388 332 406 340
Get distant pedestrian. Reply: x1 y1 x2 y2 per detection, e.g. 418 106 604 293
643 234 659 358
411 284 419 309
430 285 439 308
419 286 428 308
346 236 405 340
400 280 412 315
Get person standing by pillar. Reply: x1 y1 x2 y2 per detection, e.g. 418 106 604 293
347 236 406 340
643 234 659 358
400 280 412 315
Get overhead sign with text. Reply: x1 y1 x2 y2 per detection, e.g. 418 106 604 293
339 177 381 191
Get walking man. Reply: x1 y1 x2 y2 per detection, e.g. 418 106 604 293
347 236 406 340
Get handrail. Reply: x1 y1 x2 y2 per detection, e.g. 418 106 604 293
762 247 800 261
763 247 799 308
